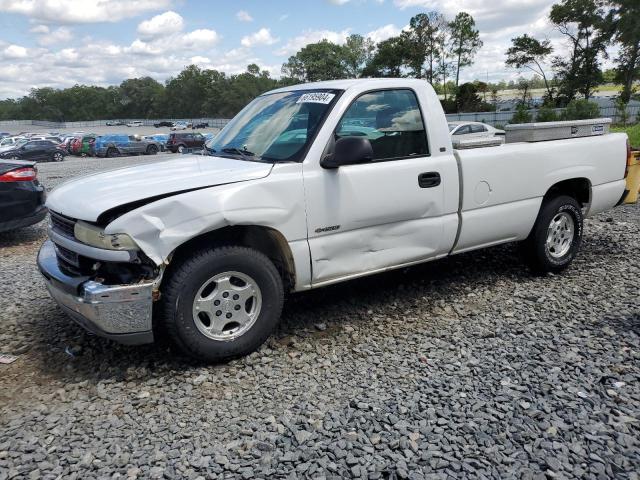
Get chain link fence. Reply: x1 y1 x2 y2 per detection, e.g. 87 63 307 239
445 104 640 127
1 104 639 130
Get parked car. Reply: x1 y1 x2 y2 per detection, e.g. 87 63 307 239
448 121 505 140
38 78 634 361
154 121 174 128
166 132 206 153
0 132 11 138
106 120 125 126
171 121 191 131
0 136 26 150
0 160 46 233
126 121 144 127
94 134 161 157
144 134 169 151
0 139 65 162
193 121 209 129
68 135 96 156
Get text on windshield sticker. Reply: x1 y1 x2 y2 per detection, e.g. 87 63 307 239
297 92 335 104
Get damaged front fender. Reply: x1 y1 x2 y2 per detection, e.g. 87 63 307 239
104 163 312 288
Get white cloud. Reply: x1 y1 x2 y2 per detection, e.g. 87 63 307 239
241 28 279 48
236 10 253 22
276 28 351 56
181 29 220 48
327 0 351 4
137 11 184 39
0 0 172 24
3 44 28 59
29 24 49 34
37 27 73 46
366 24 402 43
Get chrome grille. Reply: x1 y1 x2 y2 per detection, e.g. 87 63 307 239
54 243 80 268
50 211 76 239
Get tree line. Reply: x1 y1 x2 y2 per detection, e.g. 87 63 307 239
0 0 637 122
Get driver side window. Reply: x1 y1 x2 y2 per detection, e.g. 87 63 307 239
335 89 429 161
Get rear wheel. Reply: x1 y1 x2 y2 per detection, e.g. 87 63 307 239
177 144 186 154
146 145 158 155
106 147 118 158
521 195 583 274
159 246 284 362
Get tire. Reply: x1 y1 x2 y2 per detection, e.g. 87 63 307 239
106 147 118 158
177 144 185 154
146 145 158 155
159 246 284 362
521 195 583 274
51 152 64 162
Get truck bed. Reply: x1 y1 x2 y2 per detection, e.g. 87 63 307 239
451 133 628 254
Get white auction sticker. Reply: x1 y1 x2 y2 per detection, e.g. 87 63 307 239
297 92 335 104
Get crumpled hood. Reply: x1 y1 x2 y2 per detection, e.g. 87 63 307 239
46 154 273 221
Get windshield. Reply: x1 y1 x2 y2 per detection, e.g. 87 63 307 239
205 89 341 162
448 123 458 132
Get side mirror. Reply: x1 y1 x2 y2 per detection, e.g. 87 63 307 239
321 136 373 169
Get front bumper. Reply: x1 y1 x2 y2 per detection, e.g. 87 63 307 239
37 240 155 345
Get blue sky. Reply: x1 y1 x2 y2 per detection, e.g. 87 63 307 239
0 0 598 99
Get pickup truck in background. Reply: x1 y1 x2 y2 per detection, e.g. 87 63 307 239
94 134 161 158
37 78 634 362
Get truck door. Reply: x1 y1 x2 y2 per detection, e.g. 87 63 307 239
303 88 458 285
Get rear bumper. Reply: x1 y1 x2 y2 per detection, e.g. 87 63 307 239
37 240 155 345
0 205 47 233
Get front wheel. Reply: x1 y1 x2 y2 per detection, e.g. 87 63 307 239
159 246 284 362
106 147 118 158
51 151 64 162
521 195 583 274
177 144 185 154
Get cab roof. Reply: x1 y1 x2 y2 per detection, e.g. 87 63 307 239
265 78 432 95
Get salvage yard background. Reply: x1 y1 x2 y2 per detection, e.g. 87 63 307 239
0 155 638 479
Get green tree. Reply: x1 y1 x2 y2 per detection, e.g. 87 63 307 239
455 83 488 112
118 77 164 118
363 36 409 77
606 0 640 103
505 35 555 103
164 65 213 118
511 103 533 123
549 0 607 102
342 34 375 78
281 40 347 82
404 12 447 82
449 12 483 87
561 99 601 119
536 105 559 122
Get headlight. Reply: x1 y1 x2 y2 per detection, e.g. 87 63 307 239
74 221 139 251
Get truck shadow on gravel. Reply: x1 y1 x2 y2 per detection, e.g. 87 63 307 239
21 241 537 383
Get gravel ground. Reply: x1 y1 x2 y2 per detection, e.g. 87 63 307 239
0 156 639 479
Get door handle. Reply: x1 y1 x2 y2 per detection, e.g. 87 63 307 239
418 172 441 188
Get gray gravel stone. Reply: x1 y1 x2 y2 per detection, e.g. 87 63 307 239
0 155 639 478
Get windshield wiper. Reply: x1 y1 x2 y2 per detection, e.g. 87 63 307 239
221 147 256 161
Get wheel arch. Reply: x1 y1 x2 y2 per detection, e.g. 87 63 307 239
169 225 297 292
544 177 592 208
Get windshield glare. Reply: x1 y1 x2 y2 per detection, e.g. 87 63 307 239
448 124 458 132
205 89 340 162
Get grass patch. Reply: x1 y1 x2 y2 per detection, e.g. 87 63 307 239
612 123 640 147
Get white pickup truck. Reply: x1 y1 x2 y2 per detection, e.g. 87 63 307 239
38 78 634 361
